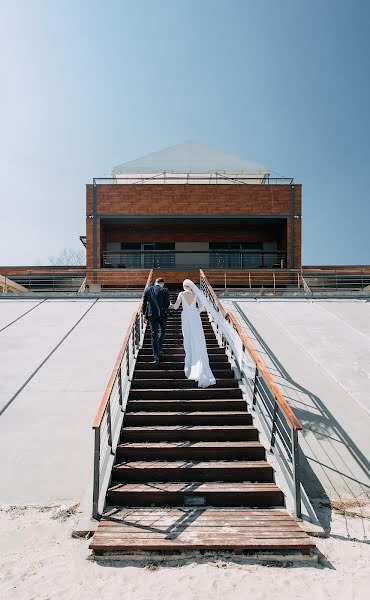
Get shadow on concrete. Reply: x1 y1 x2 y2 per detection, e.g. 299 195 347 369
234 304 370 535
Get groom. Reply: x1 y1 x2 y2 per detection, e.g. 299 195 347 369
142 277 171 363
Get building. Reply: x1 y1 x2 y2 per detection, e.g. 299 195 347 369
85 141 302 289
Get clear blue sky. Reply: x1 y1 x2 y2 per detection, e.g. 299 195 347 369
1 0 369 265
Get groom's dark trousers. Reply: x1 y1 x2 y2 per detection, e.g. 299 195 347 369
148 315 167 358
142 284 170 359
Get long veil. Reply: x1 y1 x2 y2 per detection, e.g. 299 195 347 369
183 279 255 379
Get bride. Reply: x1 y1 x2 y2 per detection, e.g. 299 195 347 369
172 279 216 388
171 278 255 389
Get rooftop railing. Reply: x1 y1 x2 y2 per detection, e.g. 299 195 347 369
2 266 369 295
1 268 86 293
93 174 294 185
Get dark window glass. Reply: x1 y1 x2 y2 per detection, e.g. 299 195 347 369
210 242 228 250
154 243 175 250
121 243 141 250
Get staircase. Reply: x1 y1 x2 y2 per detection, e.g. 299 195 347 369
89 302 314 556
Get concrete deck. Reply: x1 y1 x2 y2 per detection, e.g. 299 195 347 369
2 296 369 523
0 299 139 505
221 298 370 507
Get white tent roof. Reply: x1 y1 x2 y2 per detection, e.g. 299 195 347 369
112 141 268 176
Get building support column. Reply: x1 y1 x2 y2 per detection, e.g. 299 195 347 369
93 179 97 283
290 184 296 270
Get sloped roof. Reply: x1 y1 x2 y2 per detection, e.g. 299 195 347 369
112 141 268 175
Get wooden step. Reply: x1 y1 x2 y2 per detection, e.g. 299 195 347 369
139 347 225 355
144 339 216 344
144 326 216 340
123 411 252 426
159 328 214 334
141 343 221 350
134 362 231 371
136 355 229 364
129 388 243 400
142 336 218 342
144 337 215 343
89 508 315 555
132 369 233 379
120 425 259 442
111 460 274 483
161 329 214 334
106 482 284 507
126 398 246 412
130 379 239 390
116 441 266 461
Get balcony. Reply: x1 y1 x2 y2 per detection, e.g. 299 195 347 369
102 250 286 270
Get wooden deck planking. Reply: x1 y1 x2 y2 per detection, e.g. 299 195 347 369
90 508 315 554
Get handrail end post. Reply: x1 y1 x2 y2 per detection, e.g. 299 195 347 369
92 427 101 520
292 428 302 519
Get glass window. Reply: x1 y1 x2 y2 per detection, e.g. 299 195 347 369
209 242 263 268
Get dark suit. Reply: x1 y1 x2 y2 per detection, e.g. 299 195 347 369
142 284 170 359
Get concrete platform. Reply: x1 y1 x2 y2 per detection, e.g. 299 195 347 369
0 298 139 505
221 298 370 508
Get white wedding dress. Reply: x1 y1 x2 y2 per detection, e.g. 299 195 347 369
173 291 216 388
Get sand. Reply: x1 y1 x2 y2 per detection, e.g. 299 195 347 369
0 503 369 600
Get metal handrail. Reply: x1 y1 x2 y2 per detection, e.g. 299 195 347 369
102 250 286 255
3 267 370 295
206 269 302 293
102 250 286 271
301 275 312 294
93 175 294 185
200 269 303 517
78 277 87 293
91 269 153 518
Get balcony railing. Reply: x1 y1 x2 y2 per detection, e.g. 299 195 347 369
102 250 286 270
94 175 294 185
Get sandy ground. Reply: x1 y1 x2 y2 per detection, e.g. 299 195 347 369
0 504 369 600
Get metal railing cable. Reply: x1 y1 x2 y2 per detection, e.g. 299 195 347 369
91 269 153 519
199 269 303 518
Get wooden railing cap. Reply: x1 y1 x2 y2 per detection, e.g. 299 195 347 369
92 269 153 430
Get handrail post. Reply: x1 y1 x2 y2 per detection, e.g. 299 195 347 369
292 428 302 518
106 399 113 453
252 365 259 407
92 427 101 519
270 402 278 450
117 366 123 409
126 347 130 376
131 323 136 357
